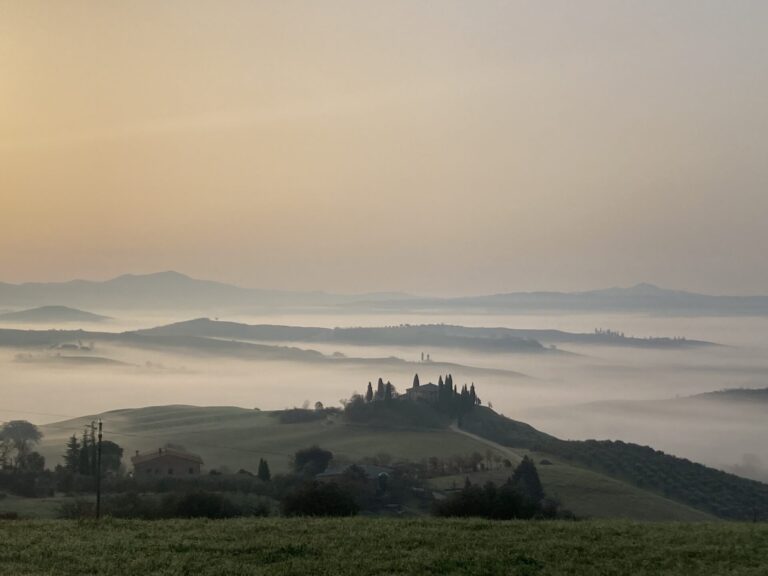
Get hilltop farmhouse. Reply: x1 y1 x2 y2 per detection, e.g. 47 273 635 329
131 447 204 477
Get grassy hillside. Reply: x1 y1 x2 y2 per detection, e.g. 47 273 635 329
1 518 766 576
140 319 550 352
0 327 528 379
428 455 713 522
139 318 713 350
37 405 715 521
0 305 110 323
39 406 488 474
461 407 768 521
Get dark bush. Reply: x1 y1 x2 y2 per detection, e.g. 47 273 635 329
165 491 240 519
281 481 358 517
294 446 333 475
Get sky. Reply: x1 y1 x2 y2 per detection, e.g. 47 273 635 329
1 0 767 296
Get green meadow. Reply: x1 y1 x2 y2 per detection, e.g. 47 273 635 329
1 518 766 576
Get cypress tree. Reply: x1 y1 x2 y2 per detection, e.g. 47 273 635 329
258 458 271 481
512 456 544 504
413 373 420 388
385 381 394 401
63 434 80 472
376 378 385 401
365 382 374 403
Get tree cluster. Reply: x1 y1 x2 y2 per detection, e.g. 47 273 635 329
540 438 768 521
434 374 481 417
63 429 123 477
0 420 44 472
365 378 396 403
294 445 333 476
434 456 567 519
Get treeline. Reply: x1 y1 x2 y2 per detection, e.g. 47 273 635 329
434 456 572 520
57 444 414 520
541 439 768 521
344 374 482 427
429 374 482 418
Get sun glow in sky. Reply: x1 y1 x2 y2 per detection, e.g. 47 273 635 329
1 1 767 295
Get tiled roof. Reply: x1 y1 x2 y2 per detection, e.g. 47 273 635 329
131 448 204 466
409 383 439 392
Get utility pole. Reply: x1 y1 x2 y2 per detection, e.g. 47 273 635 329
95 419 103 520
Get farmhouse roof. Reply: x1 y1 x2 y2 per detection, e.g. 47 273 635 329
410 383 439 391
131 447 204 466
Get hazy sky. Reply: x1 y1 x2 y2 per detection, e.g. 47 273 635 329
1 1 767 296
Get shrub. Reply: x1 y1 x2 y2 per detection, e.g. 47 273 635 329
281 481 359 517
165 492 240 519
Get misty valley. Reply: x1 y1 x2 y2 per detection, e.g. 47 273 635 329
6 3 768 572
1 275 768 516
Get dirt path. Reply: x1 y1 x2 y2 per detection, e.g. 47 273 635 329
449 423 526 463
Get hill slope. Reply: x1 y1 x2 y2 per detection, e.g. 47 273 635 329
0 271 411 310
0 305 110 323
3 272 768 315
461 407 768 521
367 283 768 315
141 318 712 350
39 405 712 521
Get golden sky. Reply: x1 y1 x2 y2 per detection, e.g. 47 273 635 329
1 1 767 295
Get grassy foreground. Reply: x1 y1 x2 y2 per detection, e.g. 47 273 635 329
1 518 767 575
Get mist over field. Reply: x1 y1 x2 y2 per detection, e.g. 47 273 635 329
2 305 766 481
4 3 768 573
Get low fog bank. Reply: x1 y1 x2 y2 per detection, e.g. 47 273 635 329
1 312 767 481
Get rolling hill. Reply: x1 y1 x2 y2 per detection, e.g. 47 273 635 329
359 283 768 315
38 405 716 521
2 272 768 315
140 318 712 350
0 327 529 380
692 387 768 404
0 305 110 324
0 271 411 310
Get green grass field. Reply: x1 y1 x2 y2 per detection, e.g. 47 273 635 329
33 405 721 522
1 518 766 575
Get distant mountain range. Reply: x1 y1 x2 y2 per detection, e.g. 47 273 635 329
0 271 412 311
1 272 767 315
378 283 768 315
0 305 110 323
